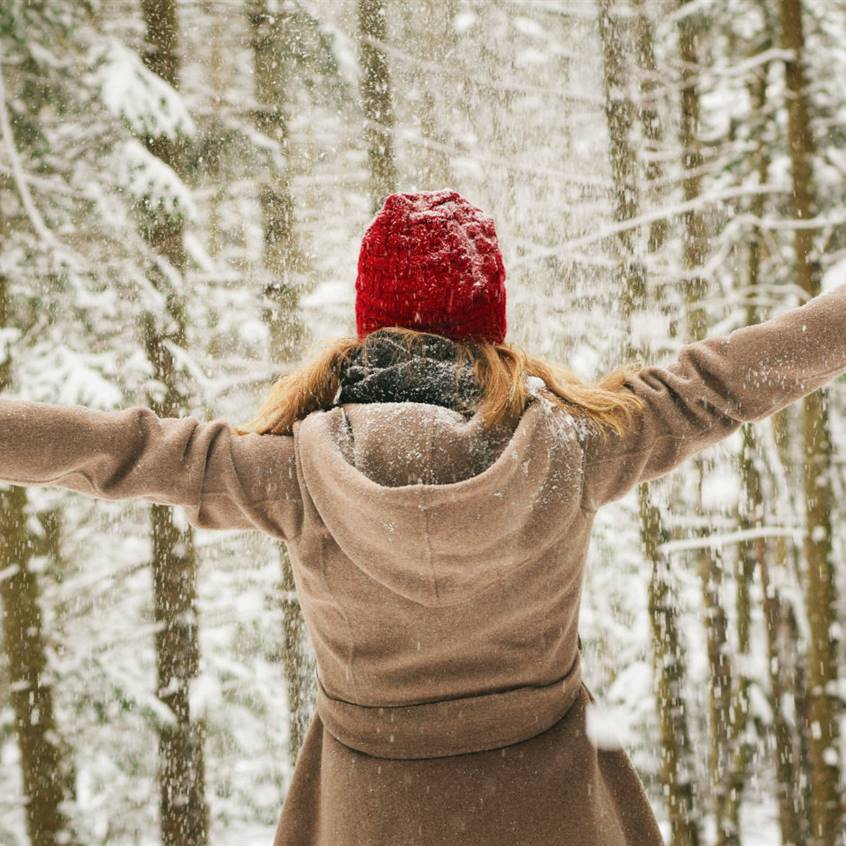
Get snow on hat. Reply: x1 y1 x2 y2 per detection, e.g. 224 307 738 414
355 190 507 345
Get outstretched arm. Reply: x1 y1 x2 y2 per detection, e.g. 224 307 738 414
581 281 846 510
0 400 303 540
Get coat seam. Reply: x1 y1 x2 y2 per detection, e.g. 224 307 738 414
321 529 362 702
422 412 439 604
578 425 593 514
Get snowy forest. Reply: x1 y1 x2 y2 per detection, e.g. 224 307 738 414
1 0 845 845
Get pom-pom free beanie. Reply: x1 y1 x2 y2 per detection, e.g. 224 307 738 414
355 190 507 344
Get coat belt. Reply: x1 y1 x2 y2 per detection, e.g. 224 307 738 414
315 647 584 760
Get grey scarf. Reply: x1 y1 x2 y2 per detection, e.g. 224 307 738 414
334 330 482 416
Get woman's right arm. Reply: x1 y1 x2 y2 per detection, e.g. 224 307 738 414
581 280 846 510
0 400 304 540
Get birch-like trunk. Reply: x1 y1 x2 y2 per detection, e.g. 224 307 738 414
358 0 398 213
0 80 79 846
139 2 209 843
0 491 78 846
631 0 667 254
778 2 844 842
735 56 804 846
674 5 737 838
248 0 316 768
205 5 225 259
597 4 700 841
249 1 310 366
408 0 457 189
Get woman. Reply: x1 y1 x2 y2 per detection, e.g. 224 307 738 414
0 189 843 845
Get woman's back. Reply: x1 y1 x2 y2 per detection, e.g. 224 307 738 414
290 391 591 732
0 190 844 845
275 334 667 845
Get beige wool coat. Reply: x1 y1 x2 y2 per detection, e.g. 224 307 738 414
1 281 845 846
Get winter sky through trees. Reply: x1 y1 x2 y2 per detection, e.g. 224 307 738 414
1 1 846 844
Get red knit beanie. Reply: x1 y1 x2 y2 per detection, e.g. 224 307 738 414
355 190 507 344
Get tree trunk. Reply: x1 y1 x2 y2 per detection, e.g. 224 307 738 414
641 489 701 845
139 3 209 844
675 5 737 838
358 0 398 213
410 0 457 190
778 1 844 842
205 5 226 260
597 0 645 316
0 486 78 846
249 1 310 366
597 4 700 842
738 58 804 846
755 472 806 846
631 0 668 253
0 161 78 846
732 424 764 835
248 0 317 768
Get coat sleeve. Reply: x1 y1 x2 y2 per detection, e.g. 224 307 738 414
0 400 303 540
581 281 846 510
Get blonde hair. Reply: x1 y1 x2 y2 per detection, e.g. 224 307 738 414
234 326 646 443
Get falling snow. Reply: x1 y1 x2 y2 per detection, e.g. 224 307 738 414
0 0 845 845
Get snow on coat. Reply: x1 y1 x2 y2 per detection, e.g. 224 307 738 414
0 281 844 845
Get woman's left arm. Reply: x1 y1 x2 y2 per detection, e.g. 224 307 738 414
0 400 303 541
580 281 846 510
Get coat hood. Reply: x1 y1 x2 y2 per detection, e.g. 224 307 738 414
293 395 590 607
